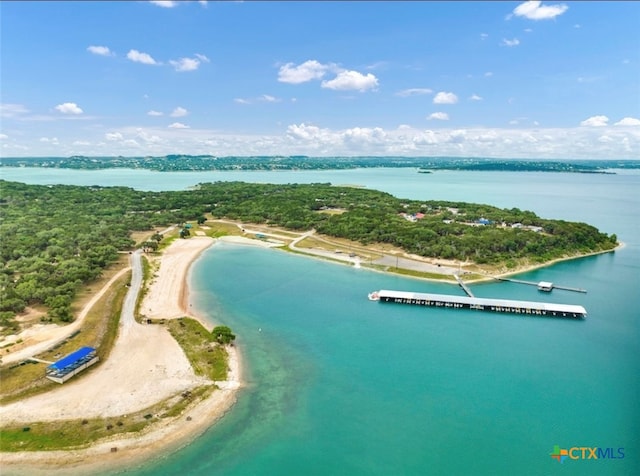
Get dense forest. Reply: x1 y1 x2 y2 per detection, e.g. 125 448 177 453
2 156 640 172
0 180 617 329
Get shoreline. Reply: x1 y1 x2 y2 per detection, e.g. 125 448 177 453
1 236 244 475
466 241 624 284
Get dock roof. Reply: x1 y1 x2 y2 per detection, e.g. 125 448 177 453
377 290 587 315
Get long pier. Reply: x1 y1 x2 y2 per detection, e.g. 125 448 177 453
454 274 474 297
369 290 587 319
493 277 587 293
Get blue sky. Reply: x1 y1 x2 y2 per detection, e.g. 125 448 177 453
1 1 639 159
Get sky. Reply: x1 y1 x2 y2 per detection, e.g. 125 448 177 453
1 1 639 159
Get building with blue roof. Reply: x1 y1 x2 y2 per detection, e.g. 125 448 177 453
46 346 99 384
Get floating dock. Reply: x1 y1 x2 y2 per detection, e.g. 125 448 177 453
369 290 587 319
493 277 587 293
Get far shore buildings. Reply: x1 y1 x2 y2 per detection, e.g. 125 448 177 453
398 212 544 233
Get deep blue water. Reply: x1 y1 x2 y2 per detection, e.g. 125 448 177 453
3 167 639 475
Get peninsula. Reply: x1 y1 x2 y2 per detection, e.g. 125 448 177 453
0 179 619 473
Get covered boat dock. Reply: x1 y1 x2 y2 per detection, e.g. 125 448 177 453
374 289 587 319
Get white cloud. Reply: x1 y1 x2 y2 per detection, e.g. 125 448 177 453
480 33 489 40
169 56 208 72
87 45 114 56
73 140 91 146
427 112 450 121
286 123 326 141
168 122 189 129
614 117 640 126
0 133 8 140
14 123 640 159
512 1 568 21
469 94 483 101
484 72 493 77
278 60 331 84
580 115 609 127
396 88 433 97
149 1 177 7
127 49 159 65
147 110 163 116
123 139 140 147
321 70 379 92
342 127 387 146
502 38 520 47
260 95 279 103
55 102 83 114
105 132 123 141
136 128 163 144
1 103 30 118
577 76 602 84
433 92 458 104
234 98 251 105
170 107 188 117
39 137 59 144
365 61 388 71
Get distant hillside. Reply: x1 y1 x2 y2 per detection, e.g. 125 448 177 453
2 156 639 172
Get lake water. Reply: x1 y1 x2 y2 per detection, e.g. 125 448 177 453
2 166 639 475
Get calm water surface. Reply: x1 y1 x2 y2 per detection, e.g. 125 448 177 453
3 167 639 475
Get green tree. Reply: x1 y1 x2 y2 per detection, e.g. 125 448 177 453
151 232 163 242
212 326 236 345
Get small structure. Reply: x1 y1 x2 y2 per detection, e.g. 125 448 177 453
537 281 554 292
46 346 99 384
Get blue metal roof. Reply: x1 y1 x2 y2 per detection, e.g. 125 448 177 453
48 346 96 371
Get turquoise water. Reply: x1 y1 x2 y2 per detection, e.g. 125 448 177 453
2 167 638 474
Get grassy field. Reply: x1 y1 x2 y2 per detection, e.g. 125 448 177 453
165 317 229 381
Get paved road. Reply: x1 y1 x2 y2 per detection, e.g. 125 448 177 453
120 250 143 335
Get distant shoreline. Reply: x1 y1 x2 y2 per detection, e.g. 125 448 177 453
2 156 639 174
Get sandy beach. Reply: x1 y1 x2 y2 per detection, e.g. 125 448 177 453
1 236 243 475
